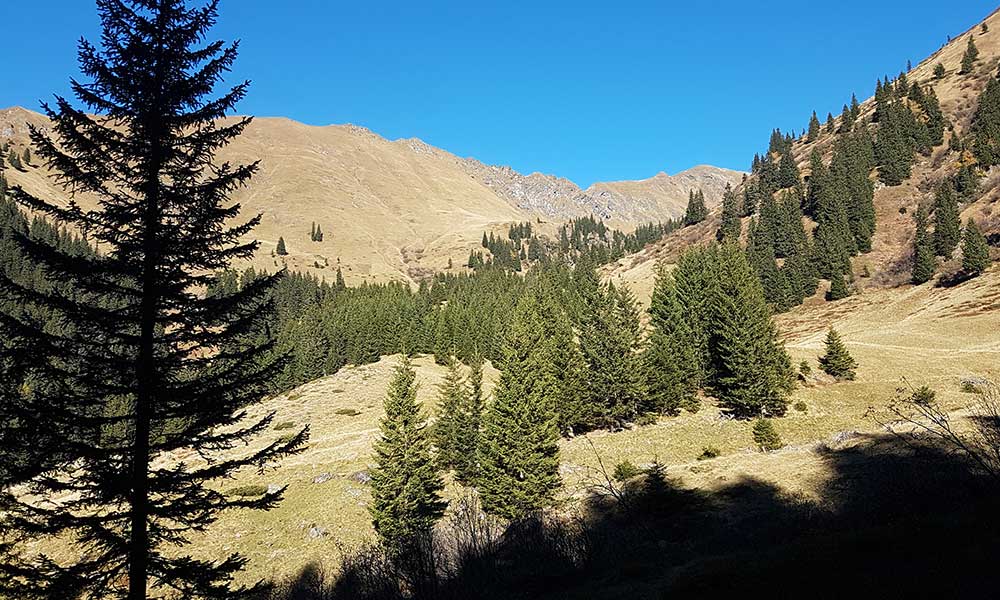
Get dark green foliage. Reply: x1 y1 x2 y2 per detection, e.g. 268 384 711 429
752 418 784 451
972 78 1000 168
777 150 801 188
477 287 563 520
799 360 812 377
698 446 721 460
962 219 990 276
579 280 646 428
644 267 700 415
819 328 858 380
452 355 485 484
826 112 836 133
684 189 708 226
911 204 936 284
309 222 324 242
612 460 642 482
433 355 469 472
961 35 979 74
277 236 289 255
932 183 961 258
875 101 915 185
826 269 850 301
6 148 23 171
709 243 795 418
717 183 741 242
807 111 821 142
20 147 30 166
934 63 946 79
369 357 446 553
0 2 309 597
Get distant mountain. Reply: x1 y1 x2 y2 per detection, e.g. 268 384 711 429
0 105 742 284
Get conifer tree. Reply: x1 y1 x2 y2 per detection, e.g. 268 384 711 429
808 111 821 142
683 189 708 226
932 183 961 257
369 357 446 552
717 183 741 242
453 354 484 484
875 102 915 185
276 236 289 256
0 2 308 597
433 355 468 471
477 289 562 520
645 266 700 415
827 268 850 301
850 93 861 121
972 77 1000 167
934 63 946 79
709 243 794 418
826 112 835 133
911 204 936 284
777 151 801 188
335 266 346 290
962 218 990 276
961 35 979 74
818 328 858 380
21 148 30 166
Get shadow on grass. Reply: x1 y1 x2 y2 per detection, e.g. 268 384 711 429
263 435 1000 599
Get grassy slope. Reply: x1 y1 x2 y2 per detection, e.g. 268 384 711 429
153 267 1000 587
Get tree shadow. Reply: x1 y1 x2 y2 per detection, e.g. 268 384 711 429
263 434 1000 599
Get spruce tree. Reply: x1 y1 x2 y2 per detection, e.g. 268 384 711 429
807 111 821 142
962 218 990 276
433 355 468 471
369 357 446 552
972 77 1000 167
777 151 801 188
717 183 741 242
683 189 708 226
0 2 307 597
453 354 484 484
932 183 961 257
709 243 794 418
961 35 979 74
477 288 562 520
276 236 289 256
645 266 700 415
826 112 836 133
818 328 858 380
827 269 850 301
912 204 936 284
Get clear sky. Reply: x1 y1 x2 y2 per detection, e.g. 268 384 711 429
1 1 997 187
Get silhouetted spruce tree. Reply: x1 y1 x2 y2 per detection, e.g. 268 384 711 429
477 288 562 520
932 183 961 257
717 183 741 242
683 189 708 226
645 266 700 415
0 2 308 598
911 204 936 284
826 112 836 133
808 111 821 142
962 218 990 276
276 236 288 256
709 243 794 418
850 93 861 121
369 357 446 553
818 328 857 380
453 354 484 484
433 355 468 471
961 35 979 74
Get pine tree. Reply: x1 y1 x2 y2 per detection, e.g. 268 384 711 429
962 218 990 276
827 268 850 301
934 63 946 79
277 236 289 256
818 328 858 380
777 151 800 188
807 111 821 142
477 289 562 520
645 266 700 415
709 243 794 418
0 2 308 597
579 282 646 428
932 183 961 257
369 357 446 552
911 204 936 284
717 183 741 241
683 189 708 226
826 112 836 133
433 355 468 471
972 77 1000 167
961 35 979 74
850 93 861 121
453 354 484 484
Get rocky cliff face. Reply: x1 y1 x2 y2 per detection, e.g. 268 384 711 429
462 157 744 226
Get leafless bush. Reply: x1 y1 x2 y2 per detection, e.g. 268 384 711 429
873 379 1000 483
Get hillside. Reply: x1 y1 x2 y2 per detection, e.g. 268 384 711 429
0 106 742 285
608 7 1000 303
122 266 999 589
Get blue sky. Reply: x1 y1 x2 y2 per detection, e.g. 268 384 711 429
1 1 996 187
